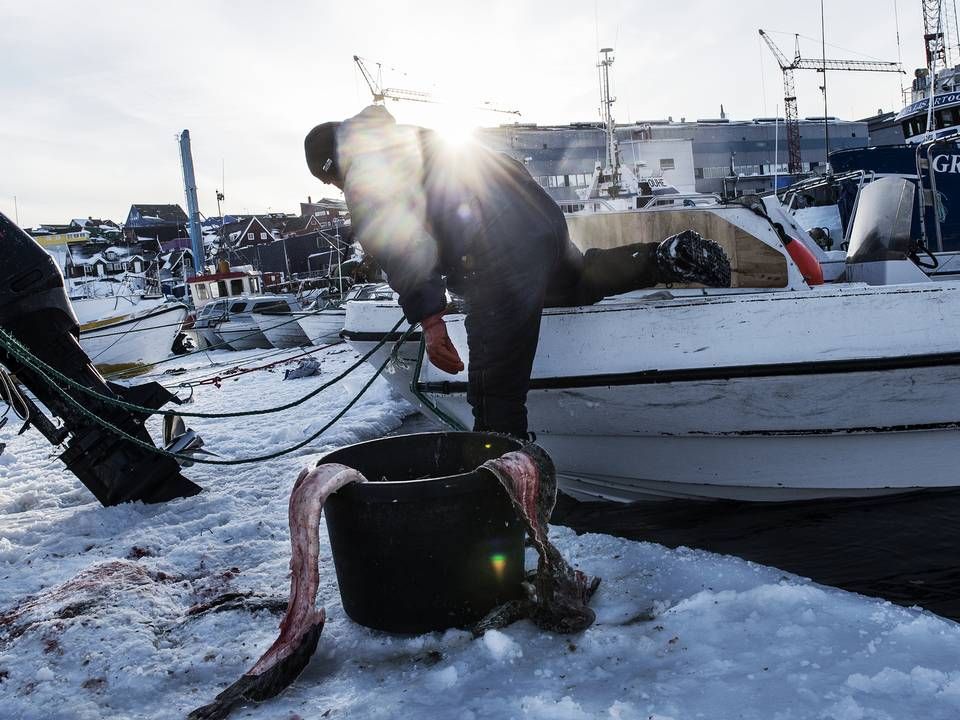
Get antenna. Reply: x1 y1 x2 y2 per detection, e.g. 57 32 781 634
821 0 829 167
895 0 906 103
598 48 617 171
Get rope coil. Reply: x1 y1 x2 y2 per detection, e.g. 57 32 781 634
0 367 30 421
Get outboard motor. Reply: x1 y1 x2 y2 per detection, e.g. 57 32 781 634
845 177 934 286
0 211 201 505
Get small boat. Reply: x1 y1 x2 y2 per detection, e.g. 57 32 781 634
286 283 397 347
214 295 299 351
292 302 345 347
190 298 229 350
184 265 266 351
76 296 188 373
343 178 960 502
253 299 312 349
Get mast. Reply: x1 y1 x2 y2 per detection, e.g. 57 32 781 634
178 130 204 275
598 48 617 174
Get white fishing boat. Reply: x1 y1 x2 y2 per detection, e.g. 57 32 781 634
343 177 960 502
293 303 345 347
76 296 188 373
213 295 300 351
286 284 396 347
253 299 312 349
183 265 265 351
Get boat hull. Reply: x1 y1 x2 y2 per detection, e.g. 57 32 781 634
215 318 272 350
296 310 346 346
254 312 311 348
79 301 187 372
344 282 960 501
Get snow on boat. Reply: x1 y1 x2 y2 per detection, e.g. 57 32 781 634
343 178 960 502
77 296 187 373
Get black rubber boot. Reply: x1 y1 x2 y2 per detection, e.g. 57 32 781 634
568 242 661 304
655 230 731 287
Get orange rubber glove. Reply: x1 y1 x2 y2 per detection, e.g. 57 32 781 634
421 312 464 374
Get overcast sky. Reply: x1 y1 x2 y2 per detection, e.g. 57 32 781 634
0 0 929 227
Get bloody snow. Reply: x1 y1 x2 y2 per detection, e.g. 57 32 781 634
1 343 959 720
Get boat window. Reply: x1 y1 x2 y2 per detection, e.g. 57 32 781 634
355 284 395 301
936 106 960 130
217 280 228 297
253 301 286 312
230 301 247 313
902 116 928 139
230 279 244 295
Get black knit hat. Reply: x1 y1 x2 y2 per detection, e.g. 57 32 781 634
304 122 342 185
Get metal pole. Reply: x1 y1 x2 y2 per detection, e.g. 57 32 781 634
335 222 343 295
774 108 780 192
821 0 830 171
12 195 18 226
178 130 204 275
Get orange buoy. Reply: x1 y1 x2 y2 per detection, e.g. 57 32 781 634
784 236 824 285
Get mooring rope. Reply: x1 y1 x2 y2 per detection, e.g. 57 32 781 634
0 367 30 421
0 324 415 466
0 320 404 420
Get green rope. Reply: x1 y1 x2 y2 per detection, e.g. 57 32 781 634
0 326 414 466
0 319 404 420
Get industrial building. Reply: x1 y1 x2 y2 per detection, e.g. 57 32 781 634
478 113 870 202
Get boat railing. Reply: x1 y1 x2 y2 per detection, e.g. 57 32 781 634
642 192 722 208
913 131 960 252
565 193 721 214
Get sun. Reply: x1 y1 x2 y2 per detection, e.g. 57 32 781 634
430 108 479 147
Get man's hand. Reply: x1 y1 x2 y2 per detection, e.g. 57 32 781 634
421 312 464 375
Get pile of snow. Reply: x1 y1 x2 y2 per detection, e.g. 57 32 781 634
1 343 959 719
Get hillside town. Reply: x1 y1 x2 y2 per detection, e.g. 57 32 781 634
24 196 355 300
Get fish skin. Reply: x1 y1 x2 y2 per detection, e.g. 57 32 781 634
188 464 364 720
476 442 600 635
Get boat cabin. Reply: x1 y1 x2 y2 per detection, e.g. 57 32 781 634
187 268 263 308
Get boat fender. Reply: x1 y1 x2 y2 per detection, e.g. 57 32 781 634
773 223 824 285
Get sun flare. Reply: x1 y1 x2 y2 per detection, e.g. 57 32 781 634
430 109 478 147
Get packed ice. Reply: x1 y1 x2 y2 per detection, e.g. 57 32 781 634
1 343 958 719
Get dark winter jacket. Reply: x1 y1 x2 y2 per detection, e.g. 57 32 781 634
336 105 563 323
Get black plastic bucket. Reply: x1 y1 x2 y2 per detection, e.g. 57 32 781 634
320 432 526 634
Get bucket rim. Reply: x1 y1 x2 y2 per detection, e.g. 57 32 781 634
317 430 523 488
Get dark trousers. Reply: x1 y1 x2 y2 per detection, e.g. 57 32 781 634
463 207 659 438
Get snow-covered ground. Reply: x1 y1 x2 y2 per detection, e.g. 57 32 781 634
2 343 960 720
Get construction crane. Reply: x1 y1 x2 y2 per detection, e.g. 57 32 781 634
352 55 521 116
921 0 957 72
758 29 903 174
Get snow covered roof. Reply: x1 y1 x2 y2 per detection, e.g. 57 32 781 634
126 204 189 227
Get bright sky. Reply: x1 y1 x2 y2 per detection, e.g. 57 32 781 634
0 0 928 228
